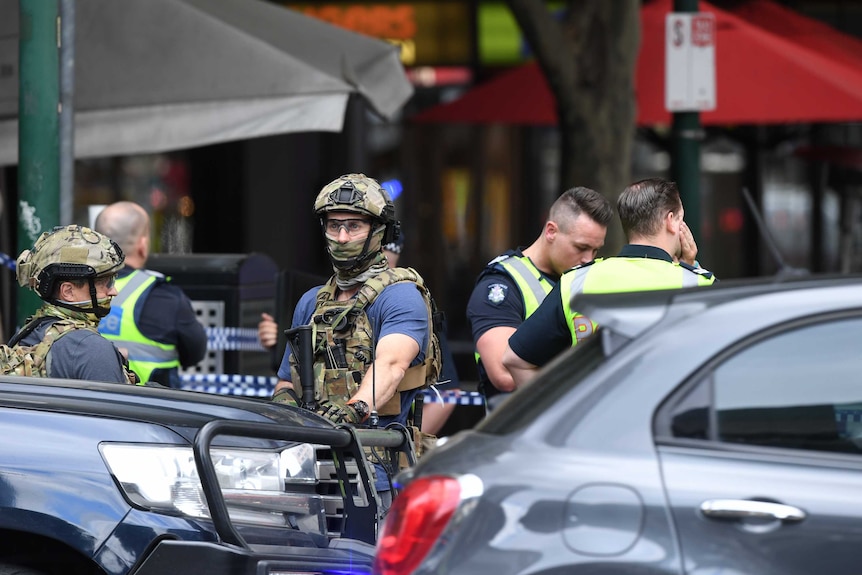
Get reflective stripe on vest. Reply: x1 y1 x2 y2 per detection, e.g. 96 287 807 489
498 256 554 317
474 255 555 364
98 269 179 383
560 265 599 347
560 257 715 346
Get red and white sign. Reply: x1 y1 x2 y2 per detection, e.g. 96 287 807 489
666 12 716 112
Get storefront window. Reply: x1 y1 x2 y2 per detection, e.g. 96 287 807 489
75 153 194 253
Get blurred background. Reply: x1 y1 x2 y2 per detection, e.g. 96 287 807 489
2 0 862 389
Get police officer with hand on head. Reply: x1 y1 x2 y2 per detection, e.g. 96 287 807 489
466 187 613 406
503 178 716 387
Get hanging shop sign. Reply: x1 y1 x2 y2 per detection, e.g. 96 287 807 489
665 12 716 112
284 2 472 67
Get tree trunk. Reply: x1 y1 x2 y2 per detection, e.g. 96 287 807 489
505 0 640 251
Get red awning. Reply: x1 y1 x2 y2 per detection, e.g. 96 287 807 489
413 0 862 127
729 0 862 72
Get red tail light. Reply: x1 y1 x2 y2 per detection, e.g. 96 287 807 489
373 475 462 575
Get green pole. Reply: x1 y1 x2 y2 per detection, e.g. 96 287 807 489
670 0 701 240
17 0 60 325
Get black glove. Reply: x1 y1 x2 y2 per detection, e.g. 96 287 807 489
315 400 361 424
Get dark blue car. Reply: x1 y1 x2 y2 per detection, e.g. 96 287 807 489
0 376 409 575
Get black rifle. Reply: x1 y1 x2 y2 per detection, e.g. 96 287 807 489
284 325 317 411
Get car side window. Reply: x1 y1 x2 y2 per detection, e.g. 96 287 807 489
669 316 862 455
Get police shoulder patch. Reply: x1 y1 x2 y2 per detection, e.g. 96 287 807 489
679 261 714 279
487 283 508 304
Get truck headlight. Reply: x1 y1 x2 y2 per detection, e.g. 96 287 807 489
100 442 325 535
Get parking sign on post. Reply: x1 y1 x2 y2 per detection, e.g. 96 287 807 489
666 12 716 111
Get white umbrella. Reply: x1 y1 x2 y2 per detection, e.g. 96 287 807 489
0 0 412 165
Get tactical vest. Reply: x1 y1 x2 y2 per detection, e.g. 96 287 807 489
289 267 441 417
99 269 180 384
1 317 136 384
560 257 716 346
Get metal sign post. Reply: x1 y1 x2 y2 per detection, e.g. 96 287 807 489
17 0 60 324
667 1 715 241
666 12 716 112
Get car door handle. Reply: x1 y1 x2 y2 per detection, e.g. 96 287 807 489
700 499 807 522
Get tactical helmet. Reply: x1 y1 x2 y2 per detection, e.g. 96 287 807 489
17 225 125 301
314 174 400 244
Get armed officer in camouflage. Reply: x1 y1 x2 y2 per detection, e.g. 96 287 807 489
6 225 136 383
271 174 439 503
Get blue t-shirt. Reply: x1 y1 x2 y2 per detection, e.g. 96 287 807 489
277 282 430 492
277 282 429 379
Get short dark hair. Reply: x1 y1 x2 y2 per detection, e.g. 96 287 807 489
550 186 614 232
617 178 682 239
52 278 87 298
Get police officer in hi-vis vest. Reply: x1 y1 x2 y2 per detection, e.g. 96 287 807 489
95 202 207 387
466 187 613 406
503 178 716 387
271 174 439 507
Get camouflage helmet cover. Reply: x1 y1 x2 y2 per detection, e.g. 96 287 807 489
314 173 395 224
16 224 125 299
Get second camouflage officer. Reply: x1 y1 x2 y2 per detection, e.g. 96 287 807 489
271 173 440 507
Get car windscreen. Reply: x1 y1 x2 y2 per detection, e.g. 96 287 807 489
476 331 608 435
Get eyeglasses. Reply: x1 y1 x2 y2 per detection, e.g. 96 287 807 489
325 218 372 236
95 274 117 289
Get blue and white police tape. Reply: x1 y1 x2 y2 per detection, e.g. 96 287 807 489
179 373 275 397
835 409 862 424
0 252 15 271
179 373 485 405
205 327 266 351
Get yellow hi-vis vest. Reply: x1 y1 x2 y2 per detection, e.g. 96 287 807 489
560 257 715 346
474 254 554 363
98 269 180 383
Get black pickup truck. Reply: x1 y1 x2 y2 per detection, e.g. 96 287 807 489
0 375 410 575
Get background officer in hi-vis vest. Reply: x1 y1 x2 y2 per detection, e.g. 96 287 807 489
504 178 716 387
95 202 207 387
